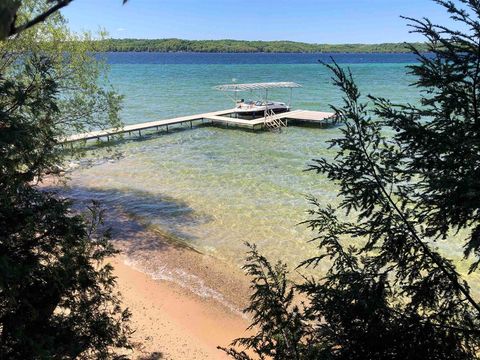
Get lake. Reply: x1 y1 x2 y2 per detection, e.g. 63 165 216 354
63 52 477 286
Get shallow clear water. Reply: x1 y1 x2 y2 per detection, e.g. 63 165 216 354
66 53 477 282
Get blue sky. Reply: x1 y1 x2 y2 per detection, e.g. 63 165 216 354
62 0 458 43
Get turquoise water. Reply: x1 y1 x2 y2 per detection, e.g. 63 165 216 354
65 54 475 281
112 62 416 125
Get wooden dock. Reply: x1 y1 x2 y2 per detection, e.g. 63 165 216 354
61 108 336 143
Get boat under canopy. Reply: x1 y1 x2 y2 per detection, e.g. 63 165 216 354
214 82 302 118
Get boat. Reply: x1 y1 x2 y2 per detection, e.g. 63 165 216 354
234 99 290 117
214 82 302 119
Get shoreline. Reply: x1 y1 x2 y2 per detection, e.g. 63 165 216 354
39 177 253 359
111 256 251 359
101 199 253 316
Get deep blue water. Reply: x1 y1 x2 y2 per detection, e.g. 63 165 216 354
97 51 424 65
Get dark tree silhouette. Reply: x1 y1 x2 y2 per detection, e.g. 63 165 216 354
0 1 133 358
0 0 128 40
222 1 480 359
0 55 132 359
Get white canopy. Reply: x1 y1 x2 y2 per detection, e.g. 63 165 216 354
214 82 302 92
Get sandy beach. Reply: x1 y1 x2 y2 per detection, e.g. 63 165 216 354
40 177 253 359
94 206 254 359
105 210 254 359
111 257 251 359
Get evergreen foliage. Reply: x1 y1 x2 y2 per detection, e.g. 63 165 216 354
222 1 480 359
0 1 132 358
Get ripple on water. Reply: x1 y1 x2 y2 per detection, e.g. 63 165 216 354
68 125 341 268
62 58 479 292
66 123 480 295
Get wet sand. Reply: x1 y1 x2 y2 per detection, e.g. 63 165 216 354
104 210 254 359
111 257 251 359
39 176 253 359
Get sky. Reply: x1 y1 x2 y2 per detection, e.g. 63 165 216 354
62 0 460 44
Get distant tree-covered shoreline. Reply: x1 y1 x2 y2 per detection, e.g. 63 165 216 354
97 38 429 53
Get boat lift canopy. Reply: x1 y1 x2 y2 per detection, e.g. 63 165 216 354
214 82 302 92
214 82 302 106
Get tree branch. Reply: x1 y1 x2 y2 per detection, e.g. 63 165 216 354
353 103 480 317
8 0 73 38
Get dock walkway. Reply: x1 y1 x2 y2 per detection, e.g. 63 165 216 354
61 108 336 143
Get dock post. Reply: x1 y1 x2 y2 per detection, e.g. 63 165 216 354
138 130 141 136
166 125 169 132
190 121 193 129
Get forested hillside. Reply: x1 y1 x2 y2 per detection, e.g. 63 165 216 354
98 38 428 53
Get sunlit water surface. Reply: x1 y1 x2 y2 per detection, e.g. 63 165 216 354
64 53 479 287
